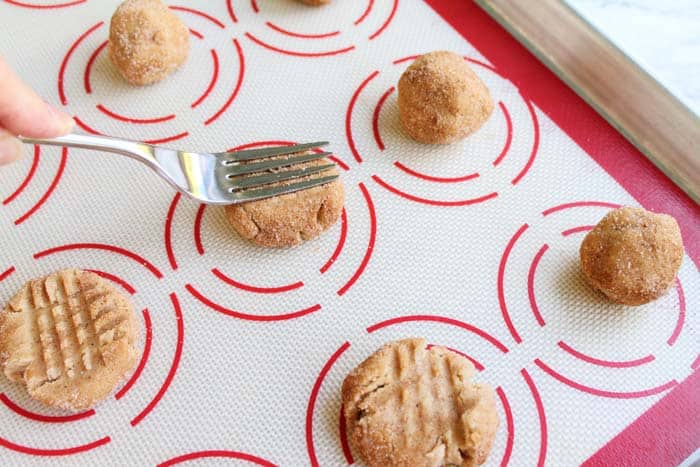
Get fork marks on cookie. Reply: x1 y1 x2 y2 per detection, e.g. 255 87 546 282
1 269 138 410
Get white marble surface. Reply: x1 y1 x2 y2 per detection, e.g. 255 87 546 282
565 0 700 116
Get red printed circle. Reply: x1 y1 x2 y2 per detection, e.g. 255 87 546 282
345 55 539 206
161 141 375 321
232 0 399 58
2 0 86 9
0 146 69 227
498 201 687 399
158 450 276 466
58 9 245 143
305 315 550 467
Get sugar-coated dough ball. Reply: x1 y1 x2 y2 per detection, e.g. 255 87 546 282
298 0 331 5
580 207 684 306
225 156 344 248
398 51 494 144
109 0 190 86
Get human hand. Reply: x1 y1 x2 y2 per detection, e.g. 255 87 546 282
0 56 74 166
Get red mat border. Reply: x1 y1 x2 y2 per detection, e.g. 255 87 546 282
424 1 700 465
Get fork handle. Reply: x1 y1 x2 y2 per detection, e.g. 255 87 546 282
19 133 158 165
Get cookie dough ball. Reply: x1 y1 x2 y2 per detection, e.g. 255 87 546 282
225 155 344 248
398 51 494 144
342 338 499 467
580 207 684 306
298 0 331 4
0 269 139 411
109 0 190 86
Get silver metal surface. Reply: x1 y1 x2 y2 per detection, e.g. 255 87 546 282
19 133 339 205
229 164 336 190
220 141 330 163
226 152 334 176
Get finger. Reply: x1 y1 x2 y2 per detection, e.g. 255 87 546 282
0 128 23 165
0 57 74 138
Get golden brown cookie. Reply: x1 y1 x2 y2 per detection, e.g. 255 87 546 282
0 269 139 411
398 51 494 144
225 153 344 248
580 207 684 306
109 0 190 85
298 0 331 5
342 338 499 467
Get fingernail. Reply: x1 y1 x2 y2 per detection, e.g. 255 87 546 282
0 134 23 165
46 103 75 134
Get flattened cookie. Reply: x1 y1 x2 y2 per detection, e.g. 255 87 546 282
225 153 344 248
342 338 499 467
580 206 683 305
0 269 139 411
299 0 331 4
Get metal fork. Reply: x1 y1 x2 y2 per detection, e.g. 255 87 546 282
19 133 338 205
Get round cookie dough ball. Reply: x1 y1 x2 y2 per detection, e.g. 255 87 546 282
398 51 494 144
342 338 499 467
109 0 190 86
225 156 344 248
580 207 683 306
298 0 331 4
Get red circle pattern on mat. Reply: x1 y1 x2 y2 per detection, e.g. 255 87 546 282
2 0 86 9
2 0 696 464
162 142 376 321
0 246 184 455
344 55 539 206
158 450 277 466
231 0 399 57
305 315 550 467
497 201 685 399
1 146 69 227
58 8 245 143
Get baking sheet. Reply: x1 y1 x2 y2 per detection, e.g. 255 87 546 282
0 0 698 465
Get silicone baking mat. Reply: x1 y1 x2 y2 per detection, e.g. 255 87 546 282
0 1 698 465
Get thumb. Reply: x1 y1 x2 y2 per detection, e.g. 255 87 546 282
0 57 74 138
0 129 23 166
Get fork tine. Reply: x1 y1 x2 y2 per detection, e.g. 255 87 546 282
222 141 329 163
227 152 333 176
230 164 336 190
231 175 339 202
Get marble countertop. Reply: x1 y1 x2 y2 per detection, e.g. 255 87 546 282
565 0 700 116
